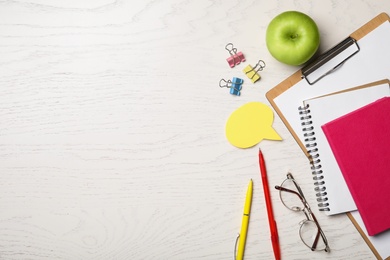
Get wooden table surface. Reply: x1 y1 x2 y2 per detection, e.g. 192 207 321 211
0 1 389 259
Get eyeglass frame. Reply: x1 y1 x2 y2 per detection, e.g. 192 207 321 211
275 172 330 253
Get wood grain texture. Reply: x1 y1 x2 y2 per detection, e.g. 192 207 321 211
0 0 388 259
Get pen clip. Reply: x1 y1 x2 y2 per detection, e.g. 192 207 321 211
234 233 240 260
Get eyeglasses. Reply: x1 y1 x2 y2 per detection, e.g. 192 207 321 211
275 173 330 252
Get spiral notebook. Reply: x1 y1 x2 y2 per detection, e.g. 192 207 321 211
299 79 390 215
322 97 390 235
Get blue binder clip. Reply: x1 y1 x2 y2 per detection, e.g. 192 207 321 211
219 77 244 96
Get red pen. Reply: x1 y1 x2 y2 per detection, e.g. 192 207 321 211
259 148 281 260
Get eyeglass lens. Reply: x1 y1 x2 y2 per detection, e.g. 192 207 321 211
280 178 304 211
299 219 327 251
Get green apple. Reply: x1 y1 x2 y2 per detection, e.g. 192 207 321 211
266 11 320 66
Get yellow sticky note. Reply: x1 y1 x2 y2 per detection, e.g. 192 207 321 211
243 65 261 83
225 102 282 148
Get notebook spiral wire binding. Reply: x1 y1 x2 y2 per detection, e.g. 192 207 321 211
298 104 330 212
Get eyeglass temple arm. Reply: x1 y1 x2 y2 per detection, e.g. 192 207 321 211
275 185 311 214
286 173 307 199
275 185 304 201
309 210 330 252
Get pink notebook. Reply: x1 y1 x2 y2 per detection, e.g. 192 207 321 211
322 97 390 236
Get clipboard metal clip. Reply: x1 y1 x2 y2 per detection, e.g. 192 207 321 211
301 37 360 85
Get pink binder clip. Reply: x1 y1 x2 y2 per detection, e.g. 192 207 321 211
225 43 245 68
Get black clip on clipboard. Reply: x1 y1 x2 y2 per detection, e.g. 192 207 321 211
301 37 360 85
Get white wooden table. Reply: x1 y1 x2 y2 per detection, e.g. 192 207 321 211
0 1 388 259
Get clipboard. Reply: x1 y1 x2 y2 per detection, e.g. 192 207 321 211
266 12 390 260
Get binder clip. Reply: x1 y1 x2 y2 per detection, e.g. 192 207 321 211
219 77 244 96
225 43 245 68
243 60 266 83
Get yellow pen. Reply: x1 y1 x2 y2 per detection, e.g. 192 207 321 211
236 179 253 260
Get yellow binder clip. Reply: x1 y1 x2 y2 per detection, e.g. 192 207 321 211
243 60 266 83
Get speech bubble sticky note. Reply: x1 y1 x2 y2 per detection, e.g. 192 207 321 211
225 102 282 148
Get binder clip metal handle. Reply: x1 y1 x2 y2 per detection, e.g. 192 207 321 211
219 78 232 88
248 60 266 74
225 43 238 56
